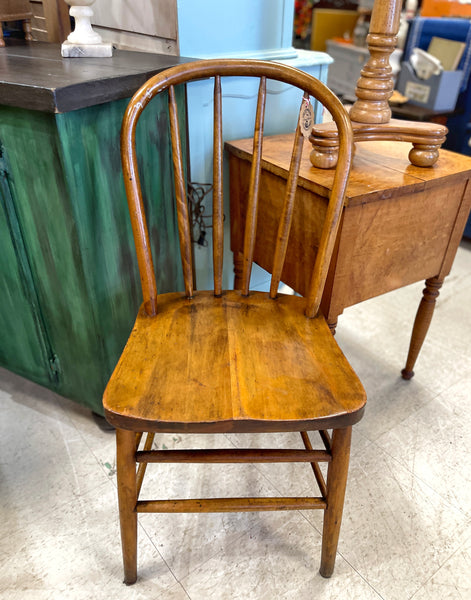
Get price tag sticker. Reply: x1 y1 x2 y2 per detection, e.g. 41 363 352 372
299 95 314 139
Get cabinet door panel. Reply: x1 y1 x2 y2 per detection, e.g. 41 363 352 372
0 150 54 385
0 107 106 410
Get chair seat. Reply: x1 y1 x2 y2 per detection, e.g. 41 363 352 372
103 290 365 433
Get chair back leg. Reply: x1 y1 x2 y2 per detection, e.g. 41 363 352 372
320 426 352 578
117 428 138 585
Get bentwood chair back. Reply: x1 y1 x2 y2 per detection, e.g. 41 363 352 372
103 59 366 585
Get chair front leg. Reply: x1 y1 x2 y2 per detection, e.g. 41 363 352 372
319 426 352 578
116 428 138 584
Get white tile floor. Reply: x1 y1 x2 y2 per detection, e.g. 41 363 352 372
1 241 470 600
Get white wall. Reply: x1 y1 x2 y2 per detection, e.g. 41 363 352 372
177 0 296 59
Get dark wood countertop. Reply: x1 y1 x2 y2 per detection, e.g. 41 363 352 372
0 40 194 113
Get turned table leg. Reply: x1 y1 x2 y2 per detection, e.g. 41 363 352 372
401 276 443 380
328 319 338 335
23 19 33 42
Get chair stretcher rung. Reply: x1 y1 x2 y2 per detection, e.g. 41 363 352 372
135 448 331 464
136 496 326 513
136 432 155 496
300 431 327 498
320 430 332 452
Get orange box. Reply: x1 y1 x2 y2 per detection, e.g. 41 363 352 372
311 9 359 52
421 0 471 18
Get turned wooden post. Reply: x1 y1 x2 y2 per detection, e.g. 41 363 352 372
310 0 447 169
350 0 402 124
401 276 443 380
328 320 337 335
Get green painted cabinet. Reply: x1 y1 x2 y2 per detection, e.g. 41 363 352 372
0 43 189 413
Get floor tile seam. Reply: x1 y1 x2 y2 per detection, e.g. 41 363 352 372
138 523 183 592
138 511 250 585
141 507 323 588
360 397 438 444
160 581 192 600
273 520 387 600
53 401 120 481
135 435 325 582
229 495 325 555
72 438 118 488
418 387 471 428
400 376 444 404
352 427 375 450
404 537 471 600
225 432 365 539
167 525 250 584
437 367 471 394
92 450 120 486
298 507 323 536
0 478 114 541
407 571 439 600
55 397 95 434
333 553 388 600
362 380 458 445
1 398 78 441
333 516 461 600
63 418 119 484
366 438 470 519
415 334 471 373
62 476 117 511
254 461 317 496
223 432 241 447
369 376 471 450
223 431 321 498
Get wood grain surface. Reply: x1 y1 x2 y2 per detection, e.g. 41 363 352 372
228 135 471 311
103 291 366 432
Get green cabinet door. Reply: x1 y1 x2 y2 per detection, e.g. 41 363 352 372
0 149 57 385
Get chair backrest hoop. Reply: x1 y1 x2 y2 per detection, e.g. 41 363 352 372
121 58 353 318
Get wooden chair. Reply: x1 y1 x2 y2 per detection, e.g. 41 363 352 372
0 0 32 46
103 59 366 585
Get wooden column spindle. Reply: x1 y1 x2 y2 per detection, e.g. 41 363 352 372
310 0 447 169
350 0 402 124
213 75 224 295
241 76 267 295
169 84 194 298
269 93 306 298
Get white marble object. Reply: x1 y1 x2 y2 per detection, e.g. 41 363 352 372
61 0 112 58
